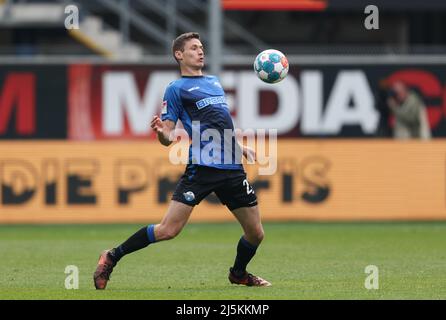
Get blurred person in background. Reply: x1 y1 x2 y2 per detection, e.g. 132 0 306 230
387 81 431 140
375 79 392 138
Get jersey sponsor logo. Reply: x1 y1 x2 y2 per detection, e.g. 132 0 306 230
161 100 167 114
187 86 200 92
195 96 226 109
183 191 195 202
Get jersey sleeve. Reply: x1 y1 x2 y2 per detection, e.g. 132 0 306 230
161 84 182 124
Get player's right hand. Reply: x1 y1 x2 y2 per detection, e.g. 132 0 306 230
150 115 164 134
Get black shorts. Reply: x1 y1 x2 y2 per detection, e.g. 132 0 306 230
172 165 258 211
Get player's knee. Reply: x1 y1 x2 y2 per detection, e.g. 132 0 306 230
164 227 181 240
255 229 265 244
248 229 264 245
157 225 181 240
164 230 179 240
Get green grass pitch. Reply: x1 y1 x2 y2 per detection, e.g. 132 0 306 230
1 222 445 299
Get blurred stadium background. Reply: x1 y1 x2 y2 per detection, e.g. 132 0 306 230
1 0 446 299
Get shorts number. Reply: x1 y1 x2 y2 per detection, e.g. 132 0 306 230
243 179 254 195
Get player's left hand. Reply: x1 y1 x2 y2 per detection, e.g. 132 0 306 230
242 145 257 163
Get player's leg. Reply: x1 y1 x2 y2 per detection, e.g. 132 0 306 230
231 205 265 276
111 200 193 260
154 200 194 240
232 205 264 246
215 174 271 286
228 205 270 286
94 201 193 289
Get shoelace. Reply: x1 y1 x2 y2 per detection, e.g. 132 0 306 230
247 273 263 285
99 264 113 280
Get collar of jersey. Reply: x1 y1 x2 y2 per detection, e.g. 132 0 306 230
181 75 204 78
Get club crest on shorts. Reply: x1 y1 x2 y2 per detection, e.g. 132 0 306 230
183 191 195 202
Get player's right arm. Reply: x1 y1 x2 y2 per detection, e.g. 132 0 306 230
151 115 175 146
156 83 182 146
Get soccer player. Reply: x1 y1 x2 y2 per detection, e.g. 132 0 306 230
94 32 270 289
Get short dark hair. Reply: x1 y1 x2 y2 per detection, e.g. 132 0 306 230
172 32 200 63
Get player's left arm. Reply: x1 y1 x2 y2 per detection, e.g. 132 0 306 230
231 120 256 162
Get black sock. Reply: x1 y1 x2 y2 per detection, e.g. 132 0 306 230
109 224 157 263
232 236 258 277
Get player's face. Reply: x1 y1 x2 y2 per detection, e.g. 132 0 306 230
393 82 408 101
179 38 205 69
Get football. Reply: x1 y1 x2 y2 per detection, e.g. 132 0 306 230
254 49 289 83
